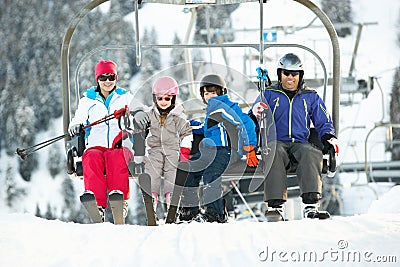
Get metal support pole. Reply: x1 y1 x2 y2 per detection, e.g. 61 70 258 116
348 23 363 77
183 7 198 98
294 0 341 135
61 0 109 145
134 0 141 66
364 123 400 181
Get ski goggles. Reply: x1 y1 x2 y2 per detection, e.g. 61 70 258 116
98 74 116 81
282 70 300 77
156 96 172 101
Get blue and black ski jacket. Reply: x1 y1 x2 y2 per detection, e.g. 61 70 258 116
250 83 335 143
191 94 257 156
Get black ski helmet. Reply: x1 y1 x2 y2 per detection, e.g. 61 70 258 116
277 53 304 85
199 74 227 99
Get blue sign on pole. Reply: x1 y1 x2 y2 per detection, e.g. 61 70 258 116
263 31 277 42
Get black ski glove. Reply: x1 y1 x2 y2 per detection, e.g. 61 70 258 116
321 133 339 155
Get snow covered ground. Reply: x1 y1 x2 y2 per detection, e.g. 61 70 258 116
1 186 399 267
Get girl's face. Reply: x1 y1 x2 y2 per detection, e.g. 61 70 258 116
156 94 173 110
203 90 218 104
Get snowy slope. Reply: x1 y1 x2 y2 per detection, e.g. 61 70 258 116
1 186 399 267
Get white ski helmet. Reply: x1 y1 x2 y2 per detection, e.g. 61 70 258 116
277 53 304 71
277 53 304 84
152 76 179 95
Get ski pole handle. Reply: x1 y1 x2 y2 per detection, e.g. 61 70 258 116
113 105 129 120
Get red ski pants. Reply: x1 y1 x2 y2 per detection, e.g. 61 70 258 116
82 146 133 207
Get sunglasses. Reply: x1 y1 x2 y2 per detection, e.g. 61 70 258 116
98 74 116 81
156 96 172 101
282 70 300 77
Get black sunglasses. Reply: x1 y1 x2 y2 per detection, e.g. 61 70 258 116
156 96 172 101
282 70 300 77
98 74 116 81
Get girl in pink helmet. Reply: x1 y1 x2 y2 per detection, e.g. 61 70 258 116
144 76 192 216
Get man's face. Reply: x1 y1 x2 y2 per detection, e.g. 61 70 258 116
281 69 300 91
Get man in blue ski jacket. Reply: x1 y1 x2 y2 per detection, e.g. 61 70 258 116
249 53 339 221
180 74 258 223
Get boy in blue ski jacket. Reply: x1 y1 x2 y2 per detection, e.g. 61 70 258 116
249 53 339 221
179 74 258 223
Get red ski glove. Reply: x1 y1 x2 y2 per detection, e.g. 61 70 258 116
179 147 191 162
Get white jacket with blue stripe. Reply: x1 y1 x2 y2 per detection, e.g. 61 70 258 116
69 86 143 149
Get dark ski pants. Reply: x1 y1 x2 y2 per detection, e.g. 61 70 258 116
181 147 231 216
262 141 323 203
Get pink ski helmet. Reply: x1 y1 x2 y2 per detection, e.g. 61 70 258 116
152 76 179 95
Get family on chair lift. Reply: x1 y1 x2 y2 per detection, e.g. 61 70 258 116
69 53 339 223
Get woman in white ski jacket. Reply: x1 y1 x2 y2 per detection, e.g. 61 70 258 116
68 60 148 222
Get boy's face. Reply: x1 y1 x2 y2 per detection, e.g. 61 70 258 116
203 90 218 104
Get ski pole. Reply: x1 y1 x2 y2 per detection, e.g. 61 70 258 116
16 133 70 160
256 67 271 157
83 106 128 129
230 181 259 222
16 106 130 160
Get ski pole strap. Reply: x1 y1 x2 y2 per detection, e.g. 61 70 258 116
114 105 134 132
118 110 132 132
118 114 147 135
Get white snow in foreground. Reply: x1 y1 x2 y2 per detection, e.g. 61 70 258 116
1 186 399 267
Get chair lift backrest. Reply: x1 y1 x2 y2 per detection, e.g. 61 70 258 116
77 131 86 157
